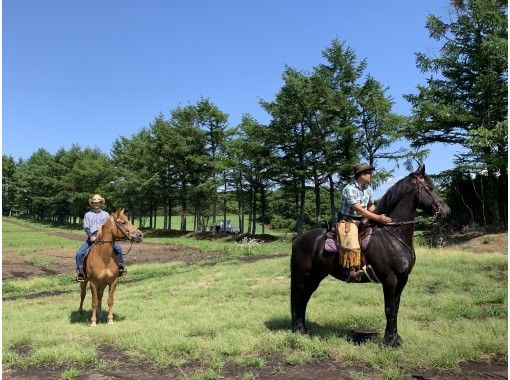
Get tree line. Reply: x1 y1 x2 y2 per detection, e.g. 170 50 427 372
3 0 507 231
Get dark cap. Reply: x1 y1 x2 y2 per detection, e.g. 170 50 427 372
353 163 375 177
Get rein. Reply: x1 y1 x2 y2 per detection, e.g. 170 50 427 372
376 175 440 256
382 176 440 227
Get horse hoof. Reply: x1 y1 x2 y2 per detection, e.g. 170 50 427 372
292 326 308 335
384 335 402 348
108 320 114 325
90 322 97 327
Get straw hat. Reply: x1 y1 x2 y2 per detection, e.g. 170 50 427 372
89 194 105 206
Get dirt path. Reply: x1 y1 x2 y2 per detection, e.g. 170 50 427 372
3 221 507 379
3 219 228 281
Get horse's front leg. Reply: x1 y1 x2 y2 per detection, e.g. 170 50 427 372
90 282 99 326
107 279 119 324
382 274 408 347
79 280 88 313
97 285 106 323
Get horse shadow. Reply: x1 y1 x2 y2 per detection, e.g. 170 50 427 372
69 310 126 325
264 317 379 344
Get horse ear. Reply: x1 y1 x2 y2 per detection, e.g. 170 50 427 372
414 164 425 177
117 208 125 217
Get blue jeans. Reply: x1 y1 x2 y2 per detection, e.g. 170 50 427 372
75 240 125 273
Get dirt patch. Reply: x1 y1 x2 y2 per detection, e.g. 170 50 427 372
3 350 507 380
443 231 507 254
3 241 225 281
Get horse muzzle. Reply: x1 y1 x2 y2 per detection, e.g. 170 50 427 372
435 205 451 219
130 230 144 243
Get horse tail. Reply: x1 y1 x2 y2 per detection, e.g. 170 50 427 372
290 243 299 320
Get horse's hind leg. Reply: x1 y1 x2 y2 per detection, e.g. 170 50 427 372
291 268 325 334
107 279 119 324
79 280 87 313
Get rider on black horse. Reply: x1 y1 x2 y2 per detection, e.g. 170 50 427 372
338 163 393 282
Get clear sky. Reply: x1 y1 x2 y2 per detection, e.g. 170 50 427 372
3 1 461 192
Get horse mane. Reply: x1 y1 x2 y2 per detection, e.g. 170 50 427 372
376 174 417 214
96 214 112 241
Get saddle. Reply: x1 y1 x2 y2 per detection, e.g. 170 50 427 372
324 221 374 264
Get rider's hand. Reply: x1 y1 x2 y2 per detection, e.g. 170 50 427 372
378 214 392 224
89 235 97 242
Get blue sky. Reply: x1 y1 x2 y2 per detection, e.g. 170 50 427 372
3 1 461 193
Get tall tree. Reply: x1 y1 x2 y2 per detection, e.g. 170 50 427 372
356 76 426 182
2 155 18 216
404 0 507 227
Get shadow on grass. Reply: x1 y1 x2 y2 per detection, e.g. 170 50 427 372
69 310 126 325
264 317 351 340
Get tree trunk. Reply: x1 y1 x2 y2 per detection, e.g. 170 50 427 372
180 186 187 232
328 174 336 228
314 174 321 228
251 185 257 235
297 175 306 234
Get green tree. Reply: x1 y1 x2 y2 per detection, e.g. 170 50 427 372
11 149 60 219
227 114 273 234
356 76 426 181
405 0 507 227
2 155 18 216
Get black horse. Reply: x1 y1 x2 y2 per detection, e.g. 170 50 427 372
290 165 450 347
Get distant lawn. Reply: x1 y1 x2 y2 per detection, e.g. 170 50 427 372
7 214 290 236
2 219 79 250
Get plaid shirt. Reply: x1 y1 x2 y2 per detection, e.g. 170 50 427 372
338 180 374 218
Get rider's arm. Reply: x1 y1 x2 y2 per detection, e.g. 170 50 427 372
83 213 97 241
352 203 392 224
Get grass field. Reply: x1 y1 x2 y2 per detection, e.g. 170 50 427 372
2 219 508 379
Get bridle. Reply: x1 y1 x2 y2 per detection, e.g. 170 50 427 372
380 175 441 257
94 214 136 255
384 175 440 226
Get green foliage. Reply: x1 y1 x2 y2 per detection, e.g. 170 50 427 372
405 0 508 227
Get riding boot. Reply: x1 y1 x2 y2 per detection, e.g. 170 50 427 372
118 264 127 276
76 267 85 282
346 269 363 283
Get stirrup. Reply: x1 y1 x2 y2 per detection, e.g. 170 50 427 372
346 269 363 283
76 273 85 282
118 266 127 276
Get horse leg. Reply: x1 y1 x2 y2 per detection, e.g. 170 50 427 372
90 282 99 326
97 285 106 323
291 270 325 334
107 279 119 324
382 274 408 347
79 280 88 313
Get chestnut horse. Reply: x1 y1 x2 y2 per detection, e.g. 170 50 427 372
78 209 143 325
290 165 451 346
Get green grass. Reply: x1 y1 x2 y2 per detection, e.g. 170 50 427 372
3 248 507 378
2 219 80 250
2 217 507 377
6 213 288 236
144 234 291 258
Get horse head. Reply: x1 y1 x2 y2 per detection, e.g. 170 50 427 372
412 164 451 219
111 209 144 243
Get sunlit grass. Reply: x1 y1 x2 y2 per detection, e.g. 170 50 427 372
3 220 79 250
3 248 507 377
